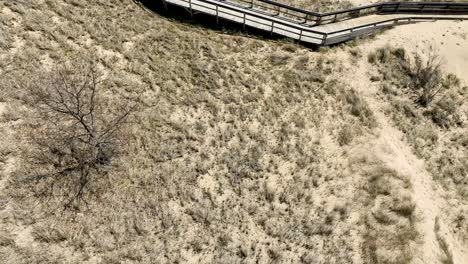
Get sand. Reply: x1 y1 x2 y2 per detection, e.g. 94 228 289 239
0 1 467 263
360 20 468 82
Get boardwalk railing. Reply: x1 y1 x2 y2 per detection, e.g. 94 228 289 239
228 1 468 25
154 0 468 45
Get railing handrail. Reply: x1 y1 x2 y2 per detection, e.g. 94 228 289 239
251 0 468 18
251 0 320 16
223 0 468 27
155 0 468 45
321 2 468 17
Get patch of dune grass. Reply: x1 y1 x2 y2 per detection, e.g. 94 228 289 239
0 1 386 263
369 45 468 244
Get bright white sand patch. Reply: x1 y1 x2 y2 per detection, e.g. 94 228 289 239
0 103 6 116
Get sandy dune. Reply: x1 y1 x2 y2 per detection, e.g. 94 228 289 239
360 19 468 82
0 1 467 263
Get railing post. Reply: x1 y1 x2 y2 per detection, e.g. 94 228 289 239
243 13 246 30
189 0 193 17
250 0 254 8
216 5 219 24
316 16 322 25
322 33 327 46
271 21 274 35
298 29 303 41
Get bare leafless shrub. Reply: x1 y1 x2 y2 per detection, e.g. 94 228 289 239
14 60 135 208
407 52 456 107
371 46 463 128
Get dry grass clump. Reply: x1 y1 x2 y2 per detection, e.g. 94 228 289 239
339 86 377 129
369 46 464 122
357 161 418 264
337 124 362 146
32 225 68 244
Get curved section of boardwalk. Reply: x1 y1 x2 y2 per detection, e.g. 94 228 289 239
158 0 468 45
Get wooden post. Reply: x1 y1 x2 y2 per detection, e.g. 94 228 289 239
322 33 327 46
189 0 193 17
316 16 321 25
250 0 254 8
271 21 274 35
298 30 303 41
243 13 246 30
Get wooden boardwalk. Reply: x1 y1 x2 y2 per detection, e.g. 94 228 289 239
159 0 468 45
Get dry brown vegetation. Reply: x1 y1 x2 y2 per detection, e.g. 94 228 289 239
0 0 466 263
368 45 468 248
12 60 134 209
0 1 392 262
